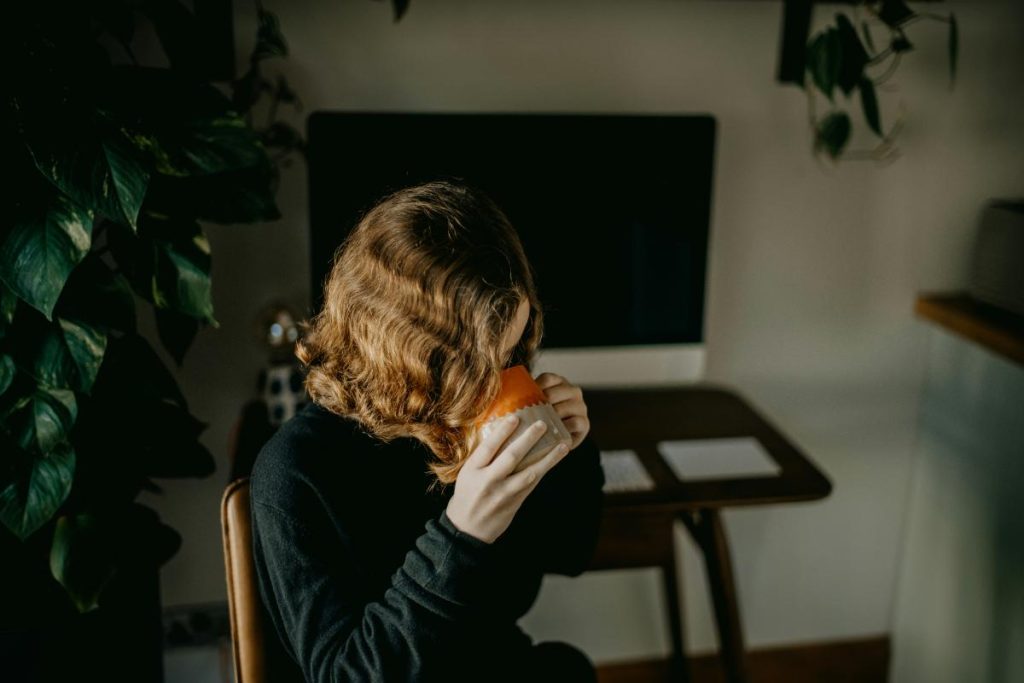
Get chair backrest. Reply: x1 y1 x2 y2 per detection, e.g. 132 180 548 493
221 477 269 683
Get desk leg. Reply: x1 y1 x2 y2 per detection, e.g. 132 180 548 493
661 553 690 683
681 509 750 683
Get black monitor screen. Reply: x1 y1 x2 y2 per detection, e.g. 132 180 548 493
307 112 715 349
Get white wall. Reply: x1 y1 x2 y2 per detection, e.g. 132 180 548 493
140 0 1024 665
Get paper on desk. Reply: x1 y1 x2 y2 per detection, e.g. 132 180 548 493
600 449 656 493
657 437 781 481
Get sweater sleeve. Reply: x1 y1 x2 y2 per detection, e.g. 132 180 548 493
250 497 497 683
501 432 606 577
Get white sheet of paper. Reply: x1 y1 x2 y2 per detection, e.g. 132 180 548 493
600 449 656 492
657 437 781 481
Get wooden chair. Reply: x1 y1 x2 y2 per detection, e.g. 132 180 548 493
220 477 303 683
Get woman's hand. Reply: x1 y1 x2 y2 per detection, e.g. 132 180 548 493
446 415 570 544
535 373 590 450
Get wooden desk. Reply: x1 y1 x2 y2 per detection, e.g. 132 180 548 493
582 384 833 683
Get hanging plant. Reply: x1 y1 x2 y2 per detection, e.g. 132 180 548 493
232 1 308 178
801 0 958 161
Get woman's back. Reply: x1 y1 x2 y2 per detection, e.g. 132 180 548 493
250 400 603 681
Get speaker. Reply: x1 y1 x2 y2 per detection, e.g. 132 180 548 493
969 201 1024 317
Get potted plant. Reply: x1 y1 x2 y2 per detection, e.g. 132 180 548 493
0 1 304 679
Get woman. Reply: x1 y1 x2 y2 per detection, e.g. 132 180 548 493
249 180 606 682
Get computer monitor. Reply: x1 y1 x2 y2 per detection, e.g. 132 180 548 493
307 111 716 386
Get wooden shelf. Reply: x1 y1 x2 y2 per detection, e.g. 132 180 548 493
915 293 1024 367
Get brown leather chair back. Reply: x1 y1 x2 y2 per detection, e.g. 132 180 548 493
221 477 310 683
221 477 269 683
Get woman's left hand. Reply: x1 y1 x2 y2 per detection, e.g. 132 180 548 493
535 372 590 451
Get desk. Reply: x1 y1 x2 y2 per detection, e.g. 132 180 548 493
582 385 832 683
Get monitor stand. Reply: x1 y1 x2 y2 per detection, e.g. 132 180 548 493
532 344 706 388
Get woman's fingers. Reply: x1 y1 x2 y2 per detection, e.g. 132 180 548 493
466 414 520 469
562 415 588 448
487 419 549 478
505 440 570 494
544 383 584 408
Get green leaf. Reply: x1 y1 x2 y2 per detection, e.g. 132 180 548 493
948 14 958 85
861 21 876 54
102 135 152 229
253 8 289 61
230 66 267 115
28 327 76 391
107 215 218 324
7 308 103 394
73 336 213 479
0 440 75 540
892 34 913 53
123 504 183 567
122 113 267 178
0 355 15 396
814 111 852 159
154 240 217 325
92 0 136 45
807 27 842 101
94 67 271 177
0 285 16 336
859 77 882 137
391 0 410 22
54 253 137 334
137 0 206 77
878 0 914 28
18 107 150 232
260 121 305 153
144 159 282 224
50 513 118 613
91 333 187 407
835 13 869 96
272 74 300 106
144 216 218 324
0 190 94 319
155 308 200 366
32 387 77 453
103 399 213 478
58 318 107 393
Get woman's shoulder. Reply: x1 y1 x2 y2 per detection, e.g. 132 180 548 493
249 401 370 511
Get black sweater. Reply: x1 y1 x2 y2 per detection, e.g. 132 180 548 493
249 400 606 683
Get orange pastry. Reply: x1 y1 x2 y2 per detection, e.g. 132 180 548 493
468 365 573 470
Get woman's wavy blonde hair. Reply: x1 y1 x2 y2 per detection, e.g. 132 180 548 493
296 180 544 488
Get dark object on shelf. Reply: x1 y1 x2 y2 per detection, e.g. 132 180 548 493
915 293 1024 368
969 200 1024 317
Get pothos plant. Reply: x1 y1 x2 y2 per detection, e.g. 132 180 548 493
801 0 958 161
0 0 308 617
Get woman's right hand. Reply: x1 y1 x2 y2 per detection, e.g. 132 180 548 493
445 414 570 544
